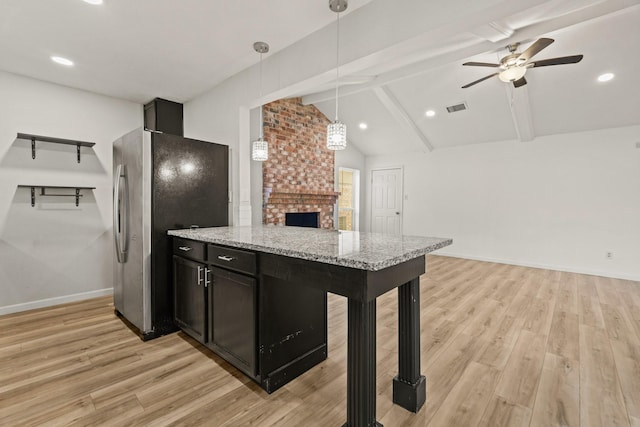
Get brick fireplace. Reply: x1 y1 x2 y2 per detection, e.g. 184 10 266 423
262 97 339 229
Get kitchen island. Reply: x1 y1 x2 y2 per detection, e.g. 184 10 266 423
168 225 452 427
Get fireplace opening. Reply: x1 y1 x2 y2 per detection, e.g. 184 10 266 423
285 212 320 228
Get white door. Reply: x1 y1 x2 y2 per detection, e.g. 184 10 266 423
371 168 402 235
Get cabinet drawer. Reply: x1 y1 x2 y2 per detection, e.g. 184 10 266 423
208 244 256 275
173 238 206 262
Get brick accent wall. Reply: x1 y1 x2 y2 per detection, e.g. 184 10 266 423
262 97 339 229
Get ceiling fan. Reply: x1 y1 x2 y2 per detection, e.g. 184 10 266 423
461 38 583 89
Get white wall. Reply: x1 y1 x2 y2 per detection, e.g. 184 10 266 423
250 107 264 226
365 125 640 280
0 71 141 314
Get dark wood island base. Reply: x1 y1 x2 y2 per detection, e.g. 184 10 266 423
168 226 452 427
263 253 429 427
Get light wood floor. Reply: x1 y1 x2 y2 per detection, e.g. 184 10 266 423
1 256 639 426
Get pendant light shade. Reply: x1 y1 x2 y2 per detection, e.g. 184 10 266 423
252 138 268 161
327 121 347 150
327 0 348 151
252 41 269 161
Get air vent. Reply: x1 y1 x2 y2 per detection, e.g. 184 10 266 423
446 102 468 113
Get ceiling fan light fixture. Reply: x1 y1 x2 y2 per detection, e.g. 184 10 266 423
462 37 583 89
498 66 526 83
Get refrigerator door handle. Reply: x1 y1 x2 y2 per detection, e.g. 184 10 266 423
113 164 128 263
114 164 123 263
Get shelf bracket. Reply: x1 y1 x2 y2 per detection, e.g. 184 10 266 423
76 188 80 206
19 132 95 162
19 185 94 208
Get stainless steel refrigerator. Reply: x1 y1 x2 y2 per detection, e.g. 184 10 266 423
113 127 228 340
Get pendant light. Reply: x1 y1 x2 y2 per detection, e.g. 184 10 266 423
327 0 348 150
252 41 269 161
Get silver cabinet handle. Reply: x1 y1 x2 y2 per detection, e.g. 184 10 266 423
178 246 192 252
204 268 211 288
197 266 203 286
217 255 234 262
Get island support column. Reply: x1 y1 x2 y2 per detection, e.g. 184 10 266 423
344 298 382 427
393 277 426 412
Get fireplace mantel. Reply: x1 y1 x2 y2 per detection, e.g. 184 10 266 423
266 190 340 205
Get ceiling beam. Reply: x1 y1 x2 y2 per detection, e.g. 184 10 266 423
505 84 534 142
372 86 434 152
301 40 491 105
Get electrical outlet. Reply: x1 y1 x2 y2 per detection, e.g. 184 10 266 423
606 251 613 259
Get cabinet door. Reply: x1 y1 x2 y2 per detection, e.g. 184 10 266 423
210 267 256 377
173 256 206 343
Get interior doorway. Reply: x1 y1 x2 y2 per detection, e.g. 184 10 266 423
337 167 360 231
370 167 403 235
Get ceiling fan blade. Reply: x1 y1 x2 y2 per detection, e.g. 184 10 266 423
461 73 498 88
513 77 527 88
463 61 500 67
529 55 584 67
518 37 554 63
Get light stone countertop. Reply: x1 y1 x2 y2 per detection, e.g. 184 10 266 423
168 225 452 271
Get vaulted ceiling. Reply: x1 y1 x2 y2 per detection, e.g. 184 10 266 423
1 0 638 156
310 1 640 155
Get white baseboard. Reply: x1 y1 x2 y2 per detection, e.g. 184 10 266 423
0 288 113 316
432 251 640 282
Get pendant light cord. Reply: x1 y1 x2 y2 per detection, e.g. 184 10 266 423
259 51 264 139
335 10 340 121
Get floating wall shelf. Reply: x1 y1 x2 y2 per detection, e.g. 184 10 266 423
17 132 96 163
18 185 96 207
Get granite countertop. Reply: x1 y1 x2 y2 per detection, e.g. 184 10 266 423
168 225 452 271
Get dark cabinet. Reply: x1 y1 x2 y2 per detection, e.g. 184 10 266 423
173 255 207 343
144 98 184 136
172 238 327 394
208 267 256 377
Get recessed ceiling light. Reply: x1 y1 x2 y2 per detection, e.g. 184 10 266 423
425 110 436 118
359 122 368 130
51 56 74 66
83 0 103 4
597 73 614 82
